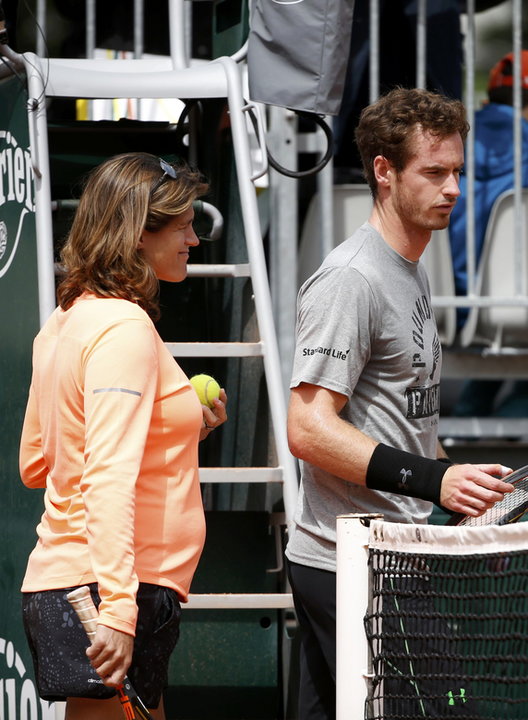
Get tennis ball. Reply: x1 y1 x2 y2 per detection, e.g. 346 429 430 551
190 374 221 408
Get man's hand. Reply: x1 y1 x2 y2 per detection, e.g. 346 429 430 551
86 624 134 688
440 463 514 516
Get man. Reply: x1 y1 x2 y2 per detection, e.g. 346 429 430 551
285 87 514 720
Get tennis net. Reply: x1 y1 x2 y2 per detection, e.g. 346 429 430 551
336 515 528 720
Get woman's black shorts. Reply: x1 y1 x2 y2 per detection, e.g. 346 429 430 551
22 583 181 709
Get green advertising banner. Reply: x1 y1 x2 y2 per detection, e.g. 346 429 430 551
0 73 58 718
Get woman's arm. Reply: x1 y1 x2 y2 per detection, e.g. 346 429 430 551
82 318 159 636
19 385 49 489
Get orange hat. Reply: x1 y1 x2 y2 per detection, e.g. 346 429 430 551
488 51 528 91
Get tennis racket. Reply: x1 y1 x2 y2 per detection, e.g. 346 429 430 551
447 463 528 527
67 585 154 720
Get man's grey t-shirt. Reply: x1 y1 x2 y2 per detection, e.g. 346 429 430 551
286 223 442 573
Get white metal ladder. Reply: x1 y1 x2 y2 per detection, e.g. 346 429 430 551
19 48 297 611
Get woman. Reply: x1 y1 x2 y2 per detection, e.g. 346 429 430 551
19 152 227 720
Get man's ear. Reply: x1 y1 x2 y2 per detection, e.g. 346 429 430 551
373 155 392 189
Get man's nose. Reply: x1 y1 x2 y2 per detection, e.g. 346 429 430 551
444 173 461 198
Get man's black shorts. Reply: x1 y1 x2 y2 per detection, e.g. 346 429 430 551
22 583 181 709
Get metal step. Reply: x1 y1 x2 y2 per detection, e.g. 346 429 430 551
165 341 263 357
199 467 284 483
439 417 528 439
185 593 294 610
186 263 251 278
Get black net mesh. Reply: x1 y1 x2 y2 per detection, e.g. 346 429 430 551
365 547 528 720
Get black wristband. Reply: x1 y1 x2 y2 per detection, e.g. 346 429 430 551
366 443 453 505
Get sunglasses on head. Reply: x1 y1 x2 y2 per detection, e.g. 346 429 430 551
150 158 179 196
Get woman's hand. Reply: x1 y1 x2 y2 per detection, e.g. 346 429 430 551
86 624 134 688
199 388 227 440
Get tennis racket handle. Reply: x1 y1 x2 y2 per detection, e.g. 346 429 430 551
67 585 98 642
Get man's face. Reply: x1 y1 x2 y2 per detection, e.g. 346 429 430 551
390 127 464 232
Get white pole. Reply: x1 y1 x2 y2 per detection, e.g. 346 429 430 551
168 0 189 69
24 53 56 325
36 0 46 58
219 57 299 528
369 0 379 103
336 514 381 720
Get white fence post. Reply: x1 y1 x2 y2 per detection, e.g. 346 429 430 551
336 513 381 720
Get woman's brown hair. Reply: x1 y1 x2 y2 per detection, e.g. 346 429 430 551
57 152 208 319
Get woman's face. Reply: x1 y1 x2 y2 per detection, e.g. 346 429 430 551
138 207 199 282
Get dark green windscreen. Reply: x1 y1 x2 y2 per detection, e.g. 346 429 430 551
0 73 57 718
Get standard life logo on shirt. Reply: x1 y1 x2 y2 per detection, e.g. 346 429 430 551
302 345 350 360
0 130 34 279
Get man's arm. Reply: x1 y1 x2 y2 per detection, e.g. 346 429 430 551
288 382 376 482
288 382 513 517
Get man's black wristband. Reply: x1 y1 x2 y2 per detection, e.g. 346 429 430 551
366 443 453 505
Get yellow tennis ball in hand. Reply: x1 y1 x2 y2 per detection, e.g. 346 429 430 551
190 374 221 408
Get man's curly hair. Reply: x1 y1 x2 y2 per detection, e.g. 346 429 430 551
355 87 469 197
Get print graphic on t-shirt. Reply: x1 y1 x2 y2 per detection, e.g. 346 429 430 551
406 382 440 419
301 345 350 360
406 294 441 419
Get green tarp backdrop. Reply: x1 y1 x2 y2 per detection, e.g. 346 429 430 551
0 72 57 719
